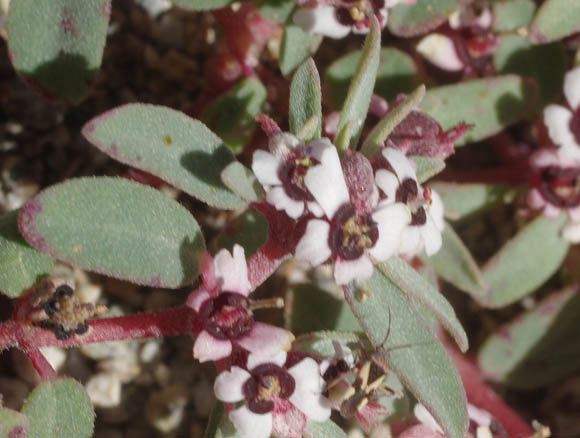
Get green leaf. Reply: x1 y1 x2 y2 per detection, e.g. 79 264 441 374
421 225 487 297
529 0 580 44
361 85 426 157
335 16 380 153
279 24 321 76
216 208 268 257
21 378 94 438
202 77 267 154
345 268 468 438
296 116 320 142
492 0 536 32
289 58 322 141
478 285 580 388
378 257 468 352
255 0 295 22
410 156 446 184
6 0 110 102
19 177 205 288
0 407 27 438
303 419 346 438
493 35 567 104
293 331 364 356
325 47 420 111
221 161 265 203
82 103 244 210
388 0 457 37
429 182 514 221
0 210 53 298
480 213 569 308
205 402 239 438
288 284 360 334
171 0 234 10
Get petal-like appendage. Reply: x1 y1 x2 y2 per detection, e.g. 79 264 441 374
334 255 374 285
193 330 232 363
295 219 332 266
288 358 331 422
428 190 445 231
382 148 418 183
187 289 210 312
564 66 580 110
267 186 305 219
375 169 400 202
293 6 351 39
252 150 282 186
247 350 288 370
417 33 465 72
544 105 577 150
237 322 295 356
398 226 421 257
214 244 251 296
369 203 411 261
214 366 251 403
562 219 580 243
421 214 443 256
230 406 273 438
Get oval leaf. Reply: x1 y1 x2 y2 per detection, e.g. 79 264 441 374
0 407 27 438
478 285 580 388
6 0 110 102
279 24 322 76
493 0 536 32
304 419 346 438
411 156 446 184
421 75 539 146
388 0 457 37
529 0 580 44
0 210 53 298
21 378 94 438
221 161 265 203
83 104 243 210
172 0 234 10
345 268 468 438
481 213 569 308
289 58 322 141
19 177 205 288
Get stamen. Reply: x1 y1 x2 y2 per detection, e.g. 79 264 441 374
249 297 284 311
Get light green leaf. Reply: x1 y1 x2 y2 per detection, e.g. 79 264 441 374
529 0 580 44
388 0 457 37
83 103 244 210
304 419 346 438
255 0 295 22
0 407 27 438
204 402 240 438
421 75 539 146
171 0 234 10
480 213 569 308
21 378 94 438
19 177 205 288
6 0 110 102
289 58 322 141
279 24 321 76
411 156 446 184
216 208 268 257
293 331 365 356
493 0 536 32
0 210 53 298
221 161 265 203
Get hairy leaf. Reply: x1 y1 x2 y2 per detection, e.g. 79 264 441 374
493 0 536 32
279 24 321 76
411 156 446 184
172 0 234 10
221 161 265 203
0 407 27 438
304 419 346 438
388 0 457 37
529 0 580 44
289 58 322 141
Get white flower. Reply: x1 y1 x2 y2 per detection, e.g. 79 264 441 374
416 33 465 72
544 66 580 162
214 351 331 438
295 143 410 285
374 148 444 257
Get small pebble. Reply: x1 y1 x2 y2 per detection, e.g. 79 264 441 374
86 372 122 408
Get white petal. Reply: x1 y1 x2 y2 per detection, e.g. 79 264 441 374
375 169 399 202
236 322 295 356
562 220 580 243
467 403 492 427
214 244 251 296
187 289 210 312
295 220 332 266
530 149 561 168
304 139 350 218
268 132 301 158
193 331 232 363
230 406 273 438
421 214 443 256
214 366 250 403
247 350 287 370
416 33 464 72
288 358 331 422
307 200 324 217
527 188 546 210
267 186 305 219
544 105 578 149
293 6 351 39
398 226 421 257
252 150 282 185
382 148 418 182
369 203 411 261
544 203 562 219
564 66 580 110
568 205 580 221
428 190 445 231
334 256 374 285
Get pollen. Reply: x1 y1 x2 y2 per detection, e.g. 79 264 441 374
258 376 282 401
349 2 367 21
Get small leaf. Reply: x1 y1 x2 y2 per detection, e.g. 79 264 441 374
345 268 468 438
0 407 27 438
411 156 446 184
481 213 569 308
361 85 426 157
289 58 322 141
0 210 53 298
492 0 536 32
221 161 265 203
388 0 457 37
325 47 420 110
279 24 321 76
293 331 365 356
83 103 243 210
304 419 346 438
335 16 380 153
205 402 240 438
202 77 267 154
19 177 205 288
21 378 94 438
296 115 320 142
255 0 295 22
529 0 580 44
171 0 234 10
478 285 580 388
378 257 468 352
6 0 110 102
421 75 539 146
429 182 514 221
421 225 487 297
216 208 268 257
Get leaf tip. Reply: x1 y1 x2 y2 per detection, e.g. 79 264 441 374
18 198 49 253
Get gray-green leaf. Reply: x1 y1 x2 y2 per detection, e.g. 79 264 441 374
388 0 457 37
279 24 322 76
289 58 322 141
529 0 580 44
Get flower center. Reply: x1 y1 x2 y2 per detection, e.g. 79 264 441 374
243 364 296 414
198 292 253 340
570 109 580 147
330 204 379 260
335 0 385 26
538 166 580 208
279 153 317 201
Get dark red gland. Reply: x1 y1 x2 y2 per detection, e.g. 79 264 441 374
335 0 385 27
538 166 580 208
396 178 419 203
198 292 254 340
569 109 580 146
243 363 296 414
329 204 379 260
278 149 319 201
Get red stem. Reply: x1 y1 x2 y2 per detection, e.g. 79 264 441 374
25 348 57 381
